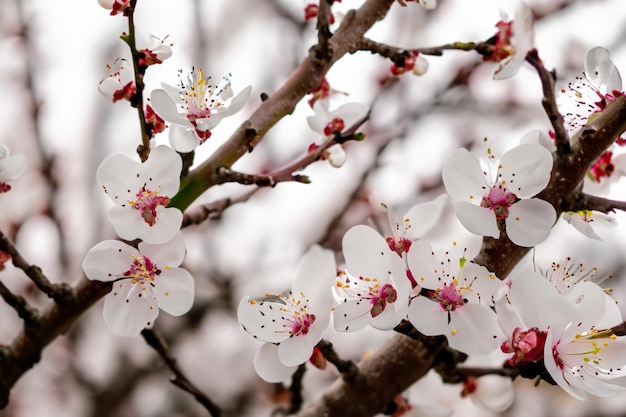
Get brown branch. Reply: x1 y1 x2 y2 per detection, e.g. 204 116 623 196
141 328 222 417
0 230 74 304
181 189 259 226
0 280 39 325
316 340 359 382
567 193 626 214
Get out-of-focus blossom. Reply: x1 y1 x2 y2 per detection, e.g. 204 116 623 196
0 144 26 194
487 2 534 80
145 104 167 137
396 0 437 10
97 0 130 15
307 99 369 138
407 241 503 355
465 375 515 413
96 145 183 244
333 225 411 332
561 210 617 240
442 143 556 247
237 245 336 382
98 59 136 104
150 69 251 152
543 257 610 295
390 52 429 76
82 233 194 336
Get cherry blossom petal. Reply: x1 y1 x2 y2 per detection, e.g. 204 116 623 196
407 296 449 336
103 279 159 336
403 194 448 241
211 85 252 118
370 300 406 331
155 268 194 316
139 232 187 267
97 153 143 201
277 334 316 367
108 205 183 244
253 343 297 383
470 375 514 412
169 124 200 153
82 240 139 282
585 47 622 94
237 296 288 344
506 198 556 246
493 2 533 80
150 89 191 125
453 201 499 239
448 303 501 355
307 100 332 133
334 102 369 128
0 146 26 182
499 144 553 198
142 146 182 195
342 225 393 279
442 148 488 202
520 129 556 153
333 299 376 332
407 240 440 289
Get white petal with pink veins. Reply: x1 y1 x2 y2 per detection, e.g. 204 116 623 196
442 148 489 202
506 198 555 246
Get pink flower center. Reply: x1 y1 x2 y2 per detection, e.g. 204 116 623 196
123 255 160 283
588 150 614 183
130 186 170 226
323 117 345 136
501 326 547 366
480 187 517 220
386 236 412 257
290 312 317 336
370 283 398 317
335 272 399 318
432 282 464 312
0 182 11 193
487 20 514 63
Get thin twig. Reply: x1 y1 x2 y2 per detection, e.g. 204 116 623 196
0 281 39 326
181 189 259 227
316 339 359 382
141 328 222 417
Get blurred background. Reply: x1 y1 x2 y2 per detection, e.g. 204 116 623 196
1 0 626 416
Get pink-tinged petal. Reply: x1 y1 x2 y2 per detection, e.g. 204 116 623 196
103 279 159 336
543 330 586 400
506 198 555 246
470 375 514 413
453 201 499 239
442 148 489 202
150 89 189 125
585 47 622 93
169 124 200 153
333 299 374 332
97 153 143 203
342 225 392 279
493 2 533 80
139 232 187 267
407 296 449 336
370 299 405 331
499 144 552 198
277 334 316 367
155 268 194 316
212 85 252 118
253 343 297 383
237 296 287 344
448 303 501 355
403 194 448 241
142 145 182 196
406 240 440 289
82 240 138 282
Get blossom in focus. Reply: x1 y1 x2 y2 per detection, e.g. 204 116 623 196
98 59 136 104
558 46 623 135
542 257 610 295
97 0 130 15
137 35 173 68
561 210 617 240
333 225 411 332
0 144 26 194
150 69 252 152
407 241 503 355
82 233 194 336
488 2 534 80
96 145 183 244
237 245 336 382
442 143 556 247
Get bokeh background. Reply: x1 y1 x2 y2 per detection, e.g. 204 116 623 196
1 0 626 416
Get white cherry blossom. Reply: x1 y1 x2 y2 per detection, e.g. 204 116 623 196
98 59 136 103
407 241 503 355
561 210 617 241
333 225 411 332
82 233 194 337
237 245 336 382
97 145 183 244
442 143 556 247
150 69 252 152
491 2 534 80
307 99 369 137
0 145 26 194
